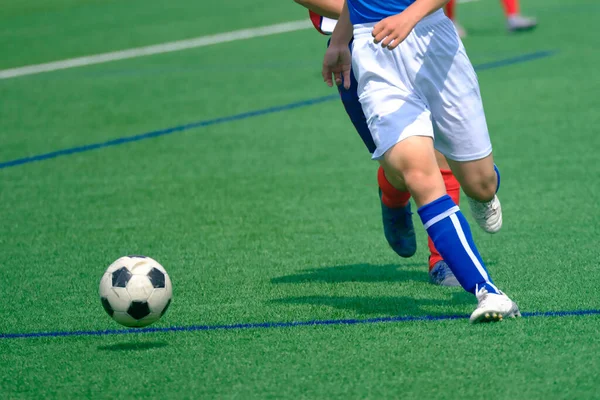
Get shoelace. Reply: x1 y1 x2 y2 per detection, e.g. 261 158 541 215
475 285 490 306
475 285 507 309
475 285 488 297
469 197 498 219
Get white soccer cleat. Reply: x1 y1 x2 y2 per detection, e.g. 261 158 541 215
507 15 538 33
470 286 521 324
467 195 502 233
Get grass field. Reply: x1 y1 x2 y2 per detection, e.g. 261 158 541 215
1 0 600 398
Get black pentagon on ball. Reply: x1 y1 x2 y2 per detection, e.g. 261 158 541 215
160 298 171 317
147 267 166 288
112 267 132 288
127 301 151 320
100 297 114 317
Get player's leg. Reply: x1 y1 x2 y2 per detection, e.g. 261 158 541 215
444 0 467 38
380 138 444 206
337 42 416 258
380 138 497 299
339 44 462 266
376 165 417 258
501 0 537 32
381 135 517 323
408 11 517 322
445 155 502 234
383 136 517 323
420 14 503 234
352 17 519 323
433 156 501 236
444 0 455 21
427 151 460 286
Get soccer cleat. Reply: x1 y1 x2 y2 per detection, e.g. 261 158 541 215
429 260 460 287
507 15 538 32
470 286 521 323
467 195 503 233
379 190 417 258
452 20 467 39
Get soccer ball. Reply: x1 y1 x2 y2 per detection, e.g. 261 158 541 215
99 255 172 328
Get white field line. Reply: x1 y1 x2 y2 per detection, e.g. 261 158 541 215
0 20 312 80
1 2 483 81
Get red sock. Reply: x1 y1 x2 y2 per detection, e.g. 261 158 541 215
428 169 461 270
445 0 456 20
377 167 411 208
501 0 519 16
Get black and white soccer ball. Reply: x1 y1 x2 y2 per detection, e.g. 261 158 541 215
99 256 172 328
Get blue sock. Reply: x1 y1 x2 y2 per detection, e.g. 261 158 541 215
494 164 501 193
418 195 498 294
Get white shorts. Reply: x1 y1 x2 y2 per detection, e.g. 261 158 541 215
352 10 492 161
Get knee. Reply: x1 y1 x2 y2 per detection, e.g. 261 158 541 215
379 164 406 189
462 171 497 201
402 167 440 193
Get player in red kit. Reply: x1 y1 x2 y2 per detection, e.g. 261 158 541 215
445 0 537 38
296 0 464 286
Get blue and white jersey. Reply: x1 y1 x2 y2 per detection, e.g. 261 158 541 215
347 0 415 24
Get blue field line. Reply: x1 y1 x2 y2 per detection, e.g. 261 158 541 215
0 50 556 171
475 50 557 71
0 94 338 170
1 308 598 340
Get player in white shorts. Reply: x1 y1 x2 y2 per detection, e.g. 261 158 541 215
296 0 465 287
322 0 520 323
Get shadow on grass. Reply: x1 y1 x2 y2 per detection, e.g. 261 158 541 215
271 292 472 316
271 263 428 285
97 341 169 352
271 261 498 286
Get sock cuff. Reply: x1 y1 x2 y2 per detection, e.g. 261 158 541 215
377 167 411 208
440 169 460 192
494 164 501 193
377 166 396 195
418 195 459 229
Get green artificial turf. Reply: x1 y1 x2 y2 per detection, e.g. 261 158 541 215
1 0 600 398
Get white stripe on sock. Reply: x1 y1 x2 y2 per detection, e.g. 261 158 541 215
449 214 499 292
423 206 460 230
